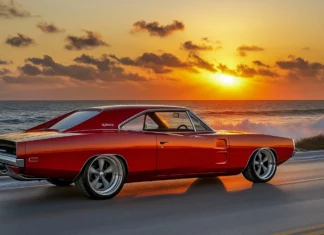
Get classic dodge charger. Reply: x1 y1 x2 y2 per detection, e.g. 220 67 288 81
0 105 295 199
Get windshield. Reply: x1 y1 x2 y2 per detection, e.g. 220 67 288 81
49 110 100 131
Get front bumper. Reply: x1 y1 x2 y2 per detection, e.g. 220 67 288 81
0 152 25 167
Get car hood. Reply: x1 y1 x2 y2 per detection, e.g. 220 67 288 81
0 131 82 142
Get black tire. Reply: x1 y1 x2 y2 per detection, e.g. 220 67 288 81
0 164 6 176
242 148 277 183
47 179 73 187
75 155 126 200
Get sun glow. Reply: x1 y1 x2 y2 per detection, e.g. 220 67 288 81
217 74 238 86
211 73 242 88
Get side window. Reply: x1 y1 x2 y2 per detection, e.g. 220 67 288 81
144 111 194 131
121 115 144 131
189 113 208 131
144 115 159 130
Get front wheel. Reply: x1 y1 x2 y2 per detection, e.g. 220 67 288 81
75 155 126 200
47 179 73 187
242 148 277 183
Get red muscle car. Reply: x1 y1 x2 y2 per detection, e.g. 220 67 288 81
0 105 295 199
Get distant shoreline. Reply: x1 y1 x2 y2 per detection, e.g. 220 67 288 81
296 134 324 151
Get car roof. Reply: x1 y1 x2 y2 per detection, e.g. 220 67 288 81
88 105 188 111
63 104 192 132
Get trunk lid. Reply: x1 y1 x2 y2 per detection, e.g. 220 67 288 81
0 131 81 143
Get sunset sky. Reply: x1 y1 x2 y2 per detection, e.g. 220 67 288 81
0 0 324 100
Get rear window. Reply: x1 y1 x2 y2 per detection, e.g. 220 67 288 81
49 110 100 131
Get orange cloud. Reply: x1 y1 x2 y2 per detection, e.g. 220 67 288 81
37 22 64 33
5 33 35 48
237 45 264 57
131 20 185 37
65 31 109 50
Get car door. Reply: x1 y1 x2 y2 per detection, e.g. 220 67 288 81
144 110 228 176
187 112 230 173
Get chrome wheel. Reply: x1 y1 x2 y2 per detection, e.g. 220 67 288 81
87 155 124 196
253 149 276 180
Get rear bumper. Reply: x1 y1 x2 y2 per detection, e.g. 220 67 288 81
0 152 25 167
0 152 47 181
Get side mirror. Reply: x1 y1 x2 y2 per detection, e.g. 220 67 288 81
173 113 180 118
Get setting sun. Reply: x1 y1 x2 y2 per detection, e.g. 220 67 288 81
214 74 240 87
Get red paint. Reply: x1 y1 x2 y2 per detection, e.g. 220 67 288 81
0 105 295 182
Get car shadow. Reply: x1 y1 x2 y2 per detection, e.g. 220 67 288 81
0 175 292 220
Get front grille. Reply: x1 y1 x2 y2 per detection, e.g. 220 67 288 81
0 140 16 155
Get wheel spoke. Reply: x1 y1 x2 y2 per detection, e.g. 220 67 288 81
104 165 113 174
262 165 268 173
262 156 269 163
89 166 99 175
258 153 262 161
101 176 110 189
91 176 100 189
256 166 262 175
98 159 105 172
254 160 259 165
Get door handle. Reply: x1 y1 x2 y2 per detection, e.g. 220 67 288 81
160 141 168 145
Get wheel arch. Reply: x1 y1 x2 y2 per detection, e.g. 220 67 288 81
73 153 129 182
242 147 278 173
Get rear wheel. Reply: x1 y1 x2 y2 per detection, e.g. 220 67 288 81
242 148 277 183
75 155 126 200
47 179 73 187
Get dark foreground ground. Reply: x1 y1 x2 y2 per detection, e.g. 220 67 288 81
1 151 324 235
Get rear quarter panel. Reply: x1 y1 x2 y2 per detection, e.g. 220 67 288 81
23 131 157 181
227 134 294 173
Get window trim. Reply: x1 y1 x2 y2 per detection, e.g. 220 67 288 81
186 111 196 132
119 109 214 133
187 111 212 132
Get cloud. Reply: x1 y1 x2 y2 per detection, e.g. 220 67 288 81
65 31 109 50
18 64 42 76
74 54 115 71
236 64 257 77
0 59 12 65
37 22 63 33
110 52 196 74
276 56 324 79
302 47 311 51
5 33 35 47
0 68 10 75
201 37 222 44
1 75 64 84
257 69 277 77
237 45 264 57
0 0 33 18
189 53 217 72
253 60 269 68
218 63 276 78
131 20 185 37
276 57 324 70
25 55 99 81
217 64 238 76
182 41 213 51
20 55 148 82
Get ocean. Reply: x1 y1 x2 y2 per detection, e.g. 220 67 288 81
0 100 323 140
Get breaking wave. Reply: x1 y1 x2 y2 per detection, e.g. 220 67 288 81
202 108 324 116
211 117 324 140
